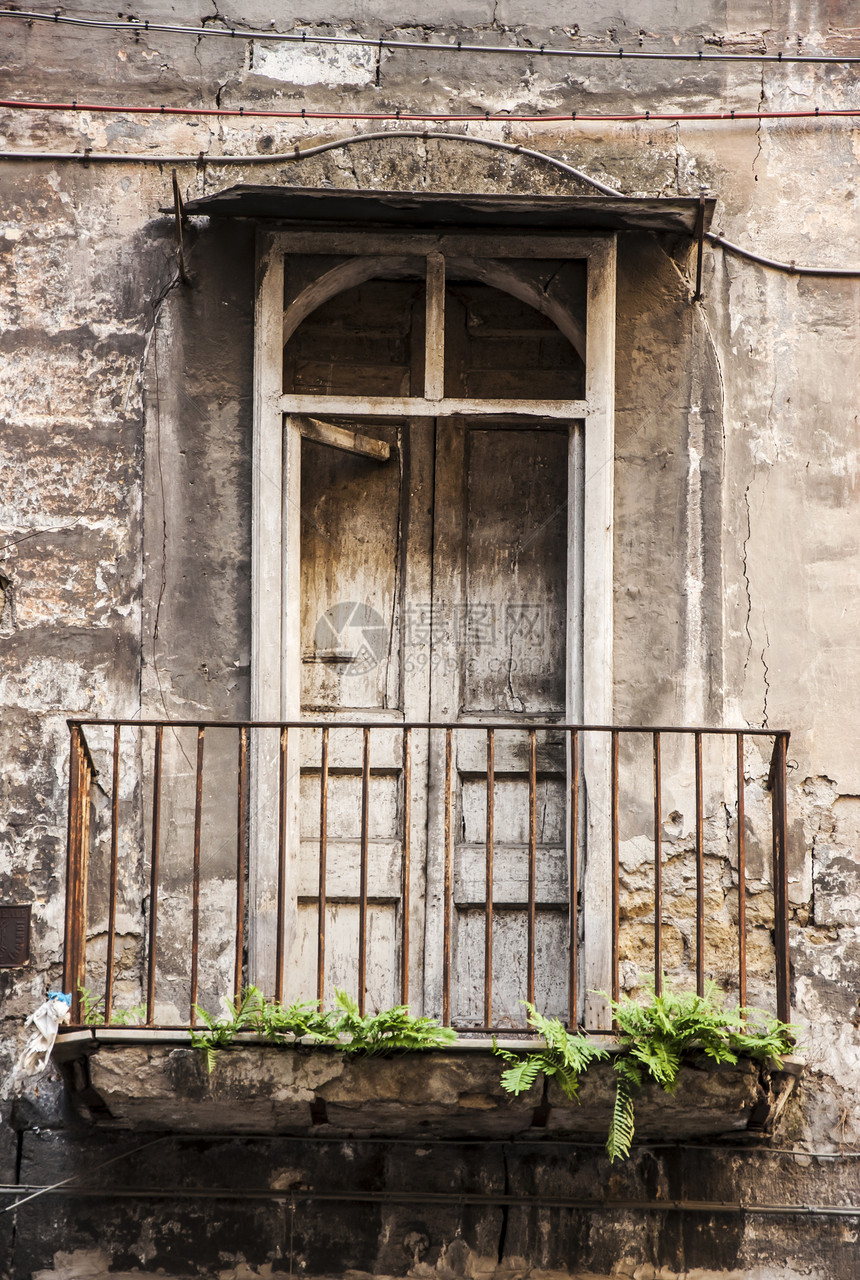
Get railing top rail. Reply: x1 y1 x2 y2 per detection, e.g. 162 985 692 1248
68 716 789 738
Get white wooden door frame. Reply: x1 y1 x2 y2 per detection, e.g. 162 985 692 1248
251 228 616 1020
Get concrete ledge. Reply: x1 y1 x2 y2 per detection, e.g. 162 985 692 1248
55 1035 801 1140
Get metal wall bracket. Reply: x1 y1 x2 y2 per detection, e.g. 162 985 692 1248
692 192 706 302
172 169 192 287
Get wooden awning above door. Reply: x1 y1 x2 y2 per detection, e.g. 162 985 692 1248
179 185 715 235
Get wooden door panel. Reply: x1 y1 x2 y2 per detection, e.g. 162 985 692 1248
299 771 401 842
297 841 403 899
300 424 402 712
453 846 568 908
429 422 573 1026
297 419 432 1013
462 427 568 715
452 912 570 1027
292 904 398 1011
460 774 567 845
298 726 408 770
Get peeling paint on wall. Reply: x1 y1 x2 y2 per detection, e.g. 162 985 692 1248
2 1 860 1276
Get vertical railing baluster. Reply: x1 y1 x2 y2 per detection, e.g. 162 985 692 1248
146 723 163 1026
189 726 205 1025
736 732 747 1011
611 729 620 1007
275 726 288 1004
442 727 453 1027
234 726 248 1006
527 728 537 1008
484 728 495 1029
104 724 121 1025
401 728 411 1007
64 724 82 1021
695 730 704 996
77 743 93 1018
771 732 791 1024
653 731 663 996
317 727 329 1008
358 726 370 1015
568 728 579 1029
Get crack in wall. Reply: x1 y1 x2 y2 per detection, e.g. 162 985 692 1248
141 273 196 768
767 372 780 460
761 624 771 728
744 463 773 728
753 65 766 181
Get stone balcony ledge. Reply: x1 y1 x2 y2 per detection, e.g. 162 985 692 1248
54 1030 802 1141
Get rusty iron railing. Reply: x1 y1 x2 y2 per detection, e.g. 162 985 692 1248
63 719 791 1032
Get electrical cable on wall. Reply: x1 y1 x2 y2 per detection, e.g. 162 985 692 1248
1 128 859 278
4 8 860 67
1 1181 860 1216
4 97 860 125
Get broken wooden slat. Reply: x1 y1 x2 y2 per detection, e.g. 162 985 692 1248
295 417 389 463
299 417 391 461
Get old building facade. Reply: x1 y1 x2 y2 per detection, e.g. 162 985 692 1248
1 2 860 1277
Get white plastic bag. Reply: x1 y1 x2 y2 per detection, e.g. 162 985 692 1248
14 992 72 1076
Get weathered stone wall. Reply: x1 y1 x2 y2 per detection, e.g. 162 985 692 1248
2 1 860 1276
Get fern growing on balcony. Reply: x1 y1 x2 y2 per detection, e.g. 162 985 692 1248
605 980 797 1158
189 987 456 1070
494 983 798 1163
327 990 458 1055
493 1002 608 1099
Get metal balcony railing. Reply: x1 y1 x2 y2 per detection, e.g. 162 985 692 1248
63 719 791 1033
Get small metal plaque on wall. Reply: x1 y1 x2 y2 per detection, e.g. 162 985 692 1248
0 905 31 967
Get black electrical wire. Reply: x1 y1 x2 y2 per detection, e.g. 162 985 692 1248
4 8 860 67
1 1183 859 1216
6 95 860 125
0 130 624 196
21 1127 854 1157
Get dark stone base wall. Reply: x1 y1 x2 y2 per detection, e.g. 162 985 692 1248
3 1097 860 1280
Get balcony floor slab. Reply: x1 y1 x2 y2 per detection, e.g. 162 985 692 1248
54 1032 801 1142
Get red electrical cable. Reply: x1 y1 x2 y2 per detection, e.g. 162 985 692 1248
2 97 860 124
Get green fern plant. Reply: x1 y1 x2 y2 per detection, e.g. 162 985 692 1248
606 1058 639 1162
189 987 457 1071
78 986 146 1027
258 996 337 1044
189 985 268 1073
493 1002 608 1100
493 986 798 1163
604 980 799 1161
329 989 458 1055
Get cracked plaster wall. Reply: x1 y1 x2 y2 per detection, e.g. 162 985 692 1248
2 0 860 1276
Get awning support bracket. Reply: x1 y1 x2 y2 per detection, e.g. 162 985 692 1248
692 192 706 302
172 169 192 288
